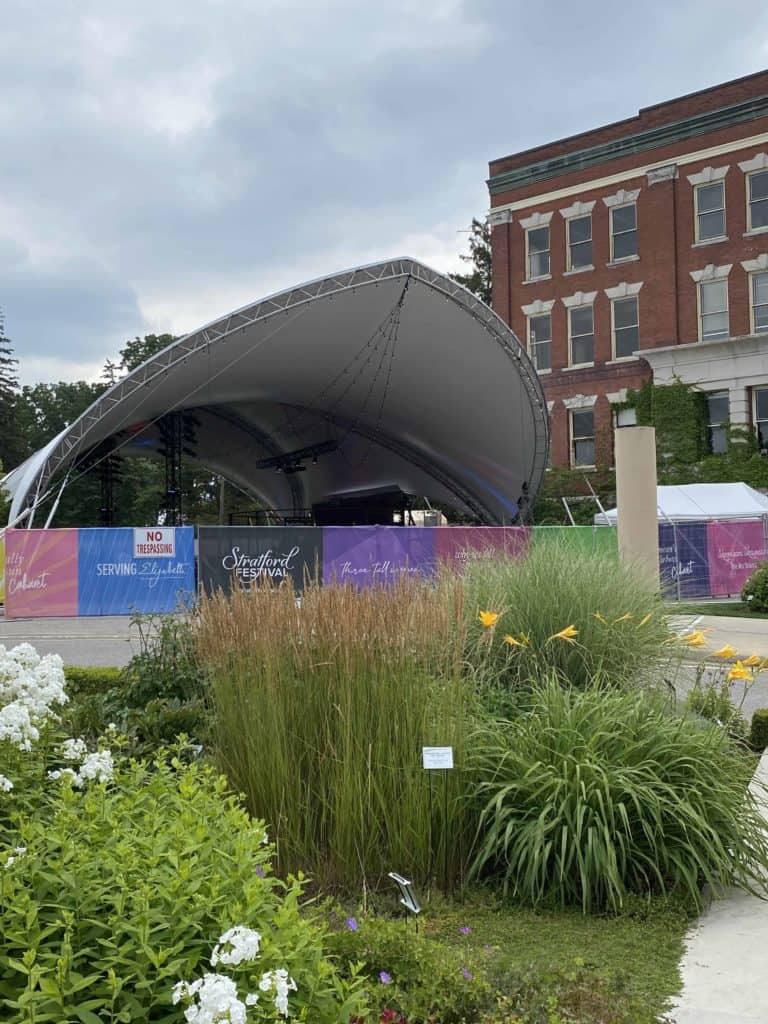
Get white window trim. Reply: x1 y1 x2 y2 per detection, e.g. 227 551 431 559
693 179 726 244
569 407 596 468
610 293 640 362
608 201 638 262
614 406 638 428
686 165 729 186
748 269 768 336
602 188 640 208
564 211 593 273
559 199 596 220
689 263 732 283
563 394 597 410
521 298 555 316
519 210 553 230
741 253 768 273
604 281 643 300
562 290 598 308
606 389 629 404
526 310 553 374
488 209 513 228
738 153 768 173
695 277 730 342
745 166 768 234
524 223 551 282
567 302 595 369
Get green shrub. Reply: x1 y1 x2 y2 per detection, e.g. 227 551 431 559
64 666 122 694
750 708 768 751
685 673 747 743
0 746 365 1023
742 562 768 612
198 578 475 890
468 679 768 911
462 541 671 695
124 613 206 706
326 915 492 1024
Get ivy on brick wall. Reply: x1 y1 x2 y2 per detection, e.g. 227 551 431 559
625 378 709 467
533 467 616 525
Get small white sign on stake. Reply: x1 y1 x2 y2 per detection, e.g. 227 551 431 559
422 746 454 770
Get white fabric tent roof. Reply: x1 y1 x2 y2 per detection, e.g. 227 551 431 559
594 483 768 524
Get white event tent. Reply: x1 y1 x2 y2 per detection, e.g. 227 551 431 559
594 482 768 525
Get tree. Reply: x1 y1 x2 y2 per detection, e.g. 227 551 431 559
118 333 176 374
450 218 492 305
0 311 27 471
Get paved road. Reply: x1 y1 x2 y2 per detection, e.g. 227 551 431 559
0 612 139 667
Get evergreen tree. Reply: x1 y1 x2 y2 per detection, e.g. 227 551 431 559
0 311 27 471
450 218 492 305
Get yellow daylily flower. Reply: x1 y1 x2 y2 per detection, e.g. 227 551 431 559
593 611 608 625
548 624 578 643
637 613 653 628
727 661 754 682
502 635 522 647
613 612 633 624
519 632 531 646
681 630 707 648
743 654 762 667
713 644 738 659
479 611 500 629
759 657 768 671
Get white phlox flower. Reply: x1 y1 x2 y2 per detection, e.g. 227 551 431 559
48 750 114 788
60 738 88 761
0 647 68 750
211 925 262 966
0 702 39 751
0 774 13 792
171 973 248 1024
259 969 297 1018
5 846 27 868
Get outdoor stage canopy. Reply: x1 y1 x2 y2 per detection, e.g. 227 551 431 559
4 258 549 527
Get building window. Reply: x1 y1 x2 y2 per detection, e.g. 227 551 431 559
568 305 594 366
748 170 768 232
567 215 592 270
610 204 637 260
570 409 595 467
698 279 729 340
526 226 550 279
706 391 729 453
612 296 639 359
754 388 768 450
527 313 551 372
615 407 637 428
695 181 726 241
752 272 768 333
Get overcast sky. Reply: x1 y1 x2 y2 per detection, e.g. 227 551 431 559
2 0 768 385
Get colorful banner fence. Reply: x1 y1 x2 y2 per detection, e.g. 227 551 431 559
0 534 5 605
3 519 767 615
4 527 196 618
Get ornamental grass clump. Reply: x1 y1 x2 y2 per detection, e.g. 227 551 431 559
196 575 475 890
463 539 671 692
469 678 768 912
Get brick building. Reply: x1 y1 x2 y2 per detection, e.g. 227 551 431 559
487 70 768 469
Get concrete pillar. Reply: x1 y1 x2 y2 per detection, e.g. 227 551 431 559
615 426 659 589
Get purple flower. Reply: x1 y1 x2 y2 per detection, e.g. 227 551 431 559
346 917 359 931
255 865 265 878
483 945 492 955
459 926 472 935
379 971 392 985
461 967 473 981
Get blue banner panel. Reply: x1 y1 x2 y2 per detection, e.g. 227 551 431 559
658 522 711 599
77 527 196 615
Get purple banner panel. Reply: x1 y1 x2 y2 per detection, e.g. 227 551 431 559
434 526 530 568
322 526 435 587
707 520 767 597
658 522 711 598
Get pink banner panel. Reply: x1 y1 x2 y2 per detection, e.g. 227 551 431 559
707 520 767 597
4 529 79 618
434 526 530 568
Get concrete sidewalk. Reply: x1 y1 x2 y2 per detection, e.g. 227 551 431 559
0 613 139 667
670 754 768 1024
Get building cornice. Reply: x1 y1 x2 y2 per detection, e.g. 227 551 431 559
488 92 768 195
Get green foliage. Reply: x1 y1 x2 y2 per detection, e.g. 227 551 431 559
327 916 492 1024
0 743 364 1023
198 579 475 890
532 468 616 526
450 218 492 305
749 708 768 751
628 378 709 469
462 540 670 694
685 667 748 743
468 680 768 911
742 562 768 612
0 311 26 471
118 333 176 373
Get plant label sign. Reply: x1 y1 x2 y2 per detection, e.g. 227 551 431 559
422 746 453 770
133 528 176 558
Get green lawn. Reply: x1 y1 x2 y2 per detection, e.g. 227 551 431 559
667 601 768 619
345 890 689 1023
